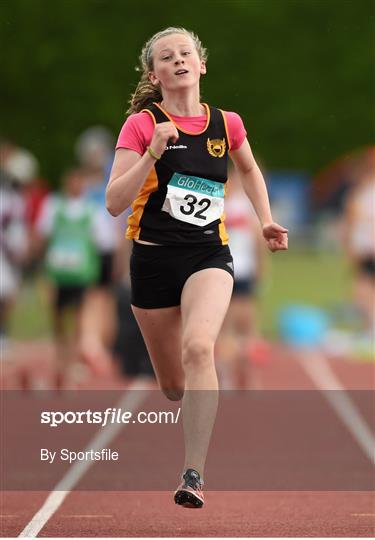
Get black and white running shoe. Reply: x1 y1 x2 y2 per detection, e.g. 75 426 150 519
174 468 204 508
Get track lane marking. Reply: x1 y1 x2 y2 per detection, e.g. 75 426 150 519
61 514 113 518
18 378 150 538
297 350 375 465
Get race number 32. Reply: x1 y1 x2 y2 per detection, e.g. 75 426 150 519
180 194 211 220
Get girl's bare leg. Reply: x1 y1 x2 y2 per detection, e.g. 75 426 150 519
131 305 185 400
180 268 233 476
132 268 233 478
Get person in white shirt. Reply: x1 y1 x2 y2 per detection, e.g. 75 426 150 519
343 149 375 337
0 172 28 346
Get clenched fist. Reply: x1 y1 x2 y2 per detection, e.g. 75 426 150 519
149 122 179 158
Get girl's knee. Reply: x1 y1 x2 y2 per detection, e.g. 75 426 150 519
161 386 185 401
182 338 214 370
159 375 185 401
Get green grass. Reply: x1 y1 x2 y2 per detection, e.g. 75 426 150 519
9 250 351 340
259 248 351 337
9 278 52 339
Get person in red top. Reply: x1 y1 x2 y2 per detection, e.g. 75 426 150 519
106 27 288 508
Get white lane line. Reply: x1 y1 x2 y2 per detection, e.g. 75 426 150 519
18 378 150 538
297 350 375 465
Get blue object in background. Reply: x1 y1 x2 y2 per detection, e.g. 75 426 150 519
266 172 311 230
279 305 329 347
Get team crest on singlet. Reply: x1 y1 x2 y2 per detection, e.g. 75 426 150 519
207 138 226 158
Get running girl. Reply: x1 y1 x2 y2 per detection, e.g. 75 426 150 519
106 27 288 508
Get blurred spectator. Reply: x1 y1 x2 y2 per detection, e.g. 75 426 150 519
312 147 372 214
1 140 49 273
34 168 105 386
24 177 50 230
1 141 39 187
113 230 154 379
217 169 266 389
342 148 375 339
74 126 123 376
0 170 28 348
4 143 49 228
312 146 375 252
75 125 114 181
0 142 39 348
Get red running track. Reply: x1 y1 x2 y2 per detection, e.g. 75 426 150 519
2 491 374 537
1 341 374 537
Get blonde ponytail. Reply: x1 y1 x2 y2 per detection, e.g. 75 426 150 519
127 27 208 115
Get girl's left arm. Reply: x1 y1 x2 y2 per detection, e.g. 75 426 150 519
230 138 288 252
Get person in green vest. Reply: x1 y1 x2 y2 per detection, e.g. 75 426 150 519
34 168 102 387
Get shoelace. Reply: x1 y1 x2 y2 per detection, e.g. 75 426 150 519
183 472 203 490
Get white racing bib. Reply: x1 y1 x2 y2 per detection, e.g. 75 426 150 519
162 172 225 227
46 239 86 271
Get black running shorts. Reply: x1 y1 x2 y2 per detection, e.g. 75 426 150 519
358 256 375 279
54 285 86 311
130 241 234 309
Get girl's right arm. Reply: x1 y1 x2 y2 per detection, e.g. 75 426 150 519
106 148 155 216
106 122 179 216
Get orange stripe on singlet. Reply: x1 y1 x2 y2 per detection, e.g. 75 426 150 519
126 167 158 240
219 109 232 152
216 110 229 244
140 108 157 126
218 181 229 245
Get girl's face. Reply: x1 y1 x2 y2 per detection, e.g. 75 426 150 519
149 33 206 93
